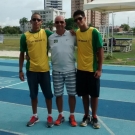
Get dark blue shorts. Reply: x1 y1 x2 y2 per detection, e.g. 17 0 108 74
76 70 100 97
26 71 53 99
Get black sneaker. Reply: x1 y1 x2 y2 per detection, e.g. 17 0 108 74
91 117 100 129
27 116 39 127
80 115 90 127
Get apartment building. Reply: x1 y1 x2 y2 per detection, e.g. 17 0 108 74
71 0 109 28
20 7 65 32
44 0 63 10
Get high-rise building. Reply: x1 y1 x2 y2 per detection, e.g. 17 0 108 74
44 0 63 10
71 0 109 28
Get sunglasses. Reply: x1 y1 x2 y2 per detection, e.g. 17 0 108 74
32 18 42 22
55 21 64 24
74 17 83 22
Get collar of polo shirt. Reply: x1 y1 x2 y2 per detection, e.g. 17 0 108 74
54 30 68 37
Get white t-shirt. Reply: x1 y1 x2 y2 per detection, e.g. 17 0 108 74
49 30 76 72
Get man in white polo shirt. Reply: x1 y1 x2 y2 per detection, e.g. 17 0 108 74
49 16 77 127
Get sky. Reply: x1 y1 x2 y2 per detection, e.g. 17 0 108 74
0 0 135 27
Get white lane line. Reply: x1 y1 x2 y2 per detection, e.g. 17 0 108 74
98 117 115 135
11 75 19 77
0 101 135 123
0 81 27 90
100 116 135 123
89 107 115 135
99 97 135 104
0 129 27 135
80 96 115 134
0 101 83 115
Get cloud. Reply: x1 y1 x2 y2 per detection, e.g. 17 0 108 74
0 0 135 27
0 17 19 27
24 0 44 10
0 0 45 27
109 11 135 27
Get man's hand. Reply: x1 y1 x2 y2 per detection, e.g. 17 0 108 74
25 55 30 60
19 71 25 81
70 29 76 36
94 70 102 78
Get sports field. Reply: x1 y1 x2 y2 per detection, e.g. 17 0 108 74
0 35 135 65
0 59 135 135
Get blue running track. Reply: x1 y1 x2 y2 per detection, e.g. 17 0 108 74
0 59 135 135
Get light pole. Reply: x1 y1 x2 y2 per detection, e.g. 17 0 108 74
133 22 135 37
127 17 129 26
113 13 116 30
44 0 46 9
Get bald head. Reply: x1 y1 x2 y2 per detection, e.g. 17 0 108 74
55 16 65 22
54 15 66 34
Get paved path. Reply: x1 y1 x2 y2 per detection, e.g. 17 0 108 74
0 51 19 57
0 51 51 57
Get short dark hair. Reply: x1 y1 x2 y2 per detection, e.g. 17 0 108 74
31 12 42 19
73 10 85 18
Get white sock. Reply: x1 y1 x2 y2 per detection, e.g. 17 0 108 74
59 112 64 116
48 114 52 117
33 113 38 117
70 113 74 116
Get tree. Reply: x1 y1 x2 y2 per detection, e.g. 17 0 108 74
19 17 28 33
120 24 130 31
45 20 54 31
132 27 135 34
13 26 22 34
65 18 78 30
2 26 21 34
2 26 11 34
0 27 3 34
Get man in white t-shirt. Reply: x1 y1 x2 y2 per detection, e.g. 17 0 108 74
49 16 77 127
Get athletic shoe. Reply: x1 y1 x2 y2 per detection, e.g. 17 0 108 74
46 116 54 128
69 115 77 127
27 116 39 127
91 116 100 129
54 114 65 126
80 115 90 127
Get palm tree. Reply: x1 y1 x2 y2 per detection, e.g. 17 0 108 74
19 17 28 33
45 20 54 31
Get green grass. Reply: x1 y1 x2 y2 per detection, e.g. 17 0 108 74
103 39 135 65
0 56 18 59
114 34 135 38
0 36 135 66
0 38 20 51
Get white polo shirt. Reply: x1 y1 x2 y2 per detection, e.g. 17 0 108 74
48 30 76 72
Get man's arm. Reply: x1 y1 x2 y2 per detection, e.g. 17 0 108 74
93 28 104 78
19 34 27 81
70 29 76 36
45 29 53 38
19 52 25 81
97 47 104 72
45 29 53 55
